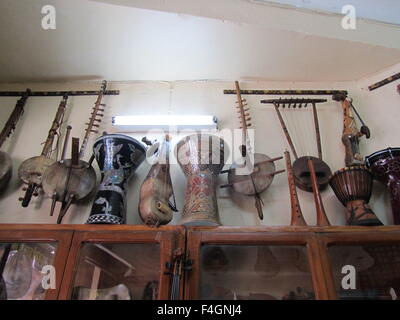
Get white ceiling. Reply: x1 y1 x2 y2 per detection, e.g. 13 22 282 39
257 0 400 25
0 0 400 83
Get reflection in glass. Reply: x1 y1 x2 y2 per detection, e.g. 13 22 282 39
328 244 400 300
200 245 314 300
0 243 56 300
71 243 160 300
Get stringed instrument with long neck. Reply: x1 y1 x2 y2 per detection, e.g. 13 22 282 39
18 94 69 207
221 81 283 221
138 135 178 227
0 89 31 192
42 81 108 223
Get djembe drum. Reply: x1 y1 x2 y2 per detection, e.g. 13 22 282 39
86 134 146 224
366 147 400 225
176 134 227 226
329 166 383 226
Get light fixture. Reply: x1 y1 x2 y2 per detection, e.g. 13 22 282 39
112 115 218 132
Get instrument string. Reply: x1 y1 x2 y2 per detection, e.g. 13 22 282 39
305 105 317 157
282 104 302 157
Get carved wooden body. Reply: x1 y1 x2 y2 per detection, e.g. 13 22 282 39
139 139 175 227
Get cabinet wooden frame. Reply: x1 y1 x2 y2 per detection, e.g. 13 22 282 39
0 224 74 300
184 226 331 300
56 225 186 300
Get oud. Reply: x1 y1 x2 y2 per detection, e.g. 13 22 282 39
221 81 283 220
138 135 178 227
42 81 108 223
18 94 69 207
0 89 30 192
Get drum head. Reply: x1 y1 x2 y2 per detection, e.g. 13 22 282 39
365 147 400 168
18 155 55 185
228 153 276 195
293 156 331 192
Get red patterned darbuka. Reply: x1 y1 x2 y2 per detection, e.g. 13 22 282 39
176 134 227 226
366 148 400 225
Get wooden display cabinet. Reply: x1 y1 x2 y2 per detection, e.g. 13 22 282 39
1 224 400 300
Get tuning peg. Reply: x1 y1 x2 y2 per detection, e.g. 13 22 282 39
91 130 99 134
87 123 100 127
94 118 102 122
245 113 250 117
247 123 252 127
96 113 104 117
100 103 106 106
246 117 251 121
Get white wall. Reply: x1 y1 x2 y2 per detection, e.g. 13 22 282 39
0 67 398 226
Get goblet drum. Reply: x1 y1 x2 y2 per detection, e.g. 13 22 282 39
86 134 146 224
329 165 383 226
366 147 400 225
176 134 227 226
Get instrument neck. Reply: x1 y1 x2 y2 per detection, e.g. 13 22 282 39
0 90 30 149
342 99 359 137
41 96 68 157
79 82 107 159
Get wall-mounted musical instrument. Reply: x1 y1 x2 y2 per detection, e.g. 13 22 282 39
366 148 400 225
330 94 382 226
42 81 108 223
0 89 30 192
261 98 331 192
332 93 370 167
138 135 177 227
221 81 283 220
176 133 227 226
308 157 330 226
18 94 69 207
284 151 307 226
86 133 146 224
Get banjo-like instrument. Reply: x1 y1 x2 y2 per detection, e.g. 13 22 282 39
42 81 108 223
221 81 284 220
18 94 69 207
0 89 30 192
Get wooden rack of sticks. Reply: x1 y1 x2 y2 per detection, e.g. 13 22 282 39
0 90 119 97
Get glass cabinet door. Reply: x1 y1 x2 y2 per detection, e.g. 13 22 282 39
200 244 315 300
327 243 400 300
59 228 185 300
0 242 57 300
70 243 160 300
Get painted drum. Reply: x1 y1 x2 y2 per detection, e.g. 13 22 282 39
366 147 400 225
176 134 228 226
86 134 146 224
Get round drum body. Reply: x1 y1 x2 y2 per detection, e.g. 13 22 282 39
329 165 382 226
293 156 331 192
228 153 275 196
366 147 400 225
176 134 227 226
42 159 97 201
87 134 146 225
0 151 12 192
18 155 55 186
